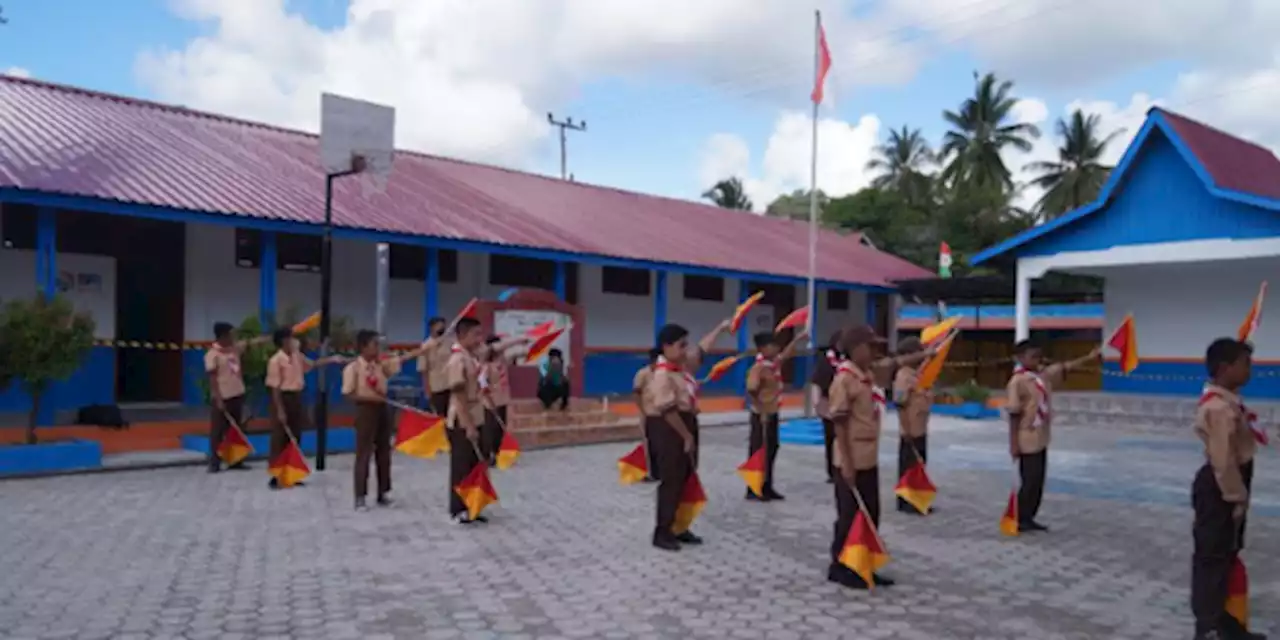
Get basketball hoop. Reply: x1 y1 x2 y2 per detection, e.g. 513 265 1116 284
320 93 395 196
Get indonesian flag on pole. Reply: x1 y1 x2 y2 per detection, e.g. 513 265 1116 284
811 14 832 105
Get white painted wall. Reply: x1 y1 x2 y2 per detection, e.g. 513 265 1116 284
181 222 871 348
0 249 117 338
1100 257 1280 359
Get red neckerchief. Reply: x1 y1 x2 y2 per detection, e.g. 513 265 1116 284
1014 364 1050 427
837 360 884 418
656 357 699 403
1200 385 1266 446
361 356 381 391
756 353 781 374
216 344 241 375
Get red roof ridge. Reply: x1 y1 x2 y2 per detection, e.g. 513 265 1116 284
1152 106 1278 158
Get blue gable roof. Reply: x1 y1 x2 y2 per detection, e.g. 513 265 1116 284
971 109 1280 266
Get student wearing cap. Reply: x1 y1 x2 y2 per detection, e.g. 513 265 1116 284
417 316 452 415
827 324 933 590
1006 339 1101 532
342 330 436 511
632 348 662 482
892 336 933 514
745 328 808 501
645 323 700 551
203 321 271 473
265 327 348 489
810 331 843 484
446 317 490 524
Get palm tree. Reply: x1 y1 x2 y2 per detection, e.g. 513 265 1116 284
1025 109 1124 218
867 126 934 202
702 177 753 210
940 72 1040 193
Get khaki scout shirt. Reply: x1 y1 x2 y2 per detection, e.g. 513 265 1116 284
341 356 402 403
1005 364 1064 454
1196 385 1257 504
632 366 654 416
446 346 485 428
684 348 704 414
644 361 694 417
893 367 932 438
746 356 783 415
417 338 453 395
265 351 309 392
204 345 246 400
480 360 511 407
828 362 881 471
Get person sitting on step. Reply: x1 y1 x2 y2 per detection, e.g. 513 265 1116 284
537 348 570 411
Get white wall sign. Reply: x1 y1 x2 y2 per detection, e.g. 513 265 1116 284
494 309 571 367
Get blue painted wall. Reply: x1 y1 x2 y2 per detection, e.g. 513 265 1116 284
0 346 115 415
899 303 1103 320
1019 133 1280 258
1103 360 1280 399
581 351 758 397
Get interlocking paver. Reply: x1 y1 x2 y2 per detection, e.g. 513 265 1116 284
0 416 1277 639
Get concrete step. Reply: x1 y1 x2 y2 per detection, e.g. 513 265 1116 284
507 398 603 414
516 422 643 449
510 410 620 430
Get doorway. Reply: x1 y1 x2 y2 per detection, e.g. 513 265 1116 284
114 218 185 403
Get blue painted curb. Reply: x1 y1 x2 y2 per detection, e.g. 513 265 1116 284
181 427 359 457
931 402 1000 420
0 439 104 477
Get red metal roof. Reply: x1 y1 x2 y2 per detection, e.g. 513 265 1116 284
0 76 929 287
1156 107 1280 202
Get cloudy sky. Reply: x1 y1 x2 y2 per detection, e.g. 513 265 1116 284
2 0 1279 212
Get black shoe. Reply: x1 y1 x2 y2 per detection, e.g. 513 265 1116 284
652 536 680 552
675 531 703 545
1194 631 1224 640
376 495 395 507
827 565 869 590
228 462 252 471
207 465 221 474
642 476 658 483
872 574 895 587
1020 521 1049 532
268 478 280 490
745 491 767 501
825 477 834 484
354 498 369 512
764 489 785 501
1222 617 1266 640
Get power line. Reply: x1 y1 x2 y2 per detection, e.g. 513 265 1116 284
547 112 587 180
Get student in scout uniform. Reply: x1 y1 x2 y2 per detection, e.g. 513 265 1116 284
1191 339 1264 640
342 330 436 511
810 331 843 484
204 321 271 473
477 333 531 466
892 337 934 514
745 328 808 501
645 323 701 551
1006 340 1101 532
417 316 451 415
265 327 348 489
446 317 489 524
632 348 662 482
827 324 934 590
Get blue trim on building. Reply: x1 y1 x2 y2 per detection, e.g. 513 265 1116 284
971 111 1280 265
735 281 749 393
898 303 1104 320
259 231 277 326
553 261 567 300
423 246 439 337
1102 361 1280 399
653 271 667 341
0 346 115 414
36 207 55 298
0 188 897 293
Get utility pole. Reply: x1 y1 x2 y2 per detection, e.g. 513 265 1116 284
547 112 586 180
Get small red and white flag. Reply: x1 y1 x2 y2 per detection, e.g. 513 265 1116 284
811 15 832 105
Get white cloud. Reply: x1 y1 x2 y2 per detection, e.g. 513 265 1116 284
4 67 30 78
136 0 923 171
697 111 882 210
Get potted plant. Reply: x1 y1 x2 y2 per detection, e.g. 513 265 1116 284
0 295 102 475
952 379 994 419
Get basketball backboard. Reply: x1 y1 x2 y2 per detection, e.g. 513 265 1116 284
320 93 396 191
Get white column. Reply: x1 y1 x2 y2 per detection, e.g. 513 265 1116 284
1014 260 1032 342
886 294 900 351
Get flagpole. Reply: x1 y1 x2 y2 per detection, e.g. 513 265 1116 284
804 8 821 418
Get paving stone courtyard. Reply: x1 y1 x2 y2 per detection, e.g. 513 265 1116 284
2 415 1279 640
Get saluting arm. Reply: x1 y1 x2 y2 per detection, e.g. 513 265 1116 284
698 319 732 354
778 330 809 362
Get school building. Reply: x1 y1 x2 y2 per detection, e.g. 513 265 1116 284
973 107 1280 398
0 76 932 422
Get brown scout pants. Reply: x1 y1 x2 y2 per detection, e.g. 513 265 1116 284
269 391 307 461
353 401 392 499
209 395 245 469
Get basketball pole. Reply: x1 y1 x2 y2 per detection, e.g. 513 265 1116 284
314 156 365 471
